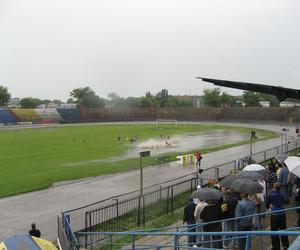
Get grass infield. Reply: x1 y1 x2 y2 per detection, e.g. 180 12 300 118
0 123 276 197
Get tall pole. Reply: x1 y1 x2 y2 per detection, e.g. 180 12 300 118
250 137 253 159
139 156 143 197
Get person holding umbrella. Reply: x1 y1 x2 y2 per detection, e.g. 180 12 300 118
235 193 256 250
266 182 289 250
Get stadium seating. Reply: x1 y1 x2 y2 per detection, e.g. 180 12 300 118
11 109 41 123
35 108 63 123
0 109 17 124
56 108 82 123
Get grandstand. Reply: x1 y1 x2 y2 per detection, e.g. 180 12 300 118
35 108 63 123
56 108 82 123
0 109 17 125
11 109 41 123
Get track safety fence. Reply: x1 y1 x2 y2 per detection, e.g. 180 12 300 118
58 139 300 249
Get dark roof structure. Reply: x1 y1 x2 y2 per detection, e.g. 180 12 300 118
197 77 300 102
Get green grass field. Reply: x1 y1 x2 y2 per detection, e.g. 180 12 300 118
0 123 277 197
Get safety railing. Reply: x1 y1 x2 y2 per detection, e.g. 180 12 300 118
77 206 300 249
59 139 300 249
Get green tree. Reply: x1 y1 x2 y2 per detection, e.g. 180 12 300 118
242 91 261 107
0 85 11 106
70 87 105 108
257 93 280 107
20 97 44 108
156 89 169 107
202 88 222 107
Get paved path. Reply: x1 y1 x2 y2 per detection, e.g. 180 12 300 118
0 123 297 242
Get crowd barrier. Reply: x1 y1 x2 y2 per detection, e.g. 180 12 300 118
58 139 300 249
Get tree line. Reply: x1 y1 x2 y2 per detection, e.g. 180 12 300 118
0 84 284 109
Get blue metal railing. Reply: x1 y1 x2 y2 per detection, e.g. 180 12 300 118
77 206 300 249
61 213 80 249
60 138 300 249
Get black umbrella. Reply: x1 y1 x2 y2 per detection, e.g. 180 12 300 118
230 178 263 195
220 175 238 188
236 171 264 180
191 187 223 201
220 171 263 188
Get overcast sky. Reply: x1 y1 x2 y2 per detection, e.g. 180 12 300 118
1 0 299 101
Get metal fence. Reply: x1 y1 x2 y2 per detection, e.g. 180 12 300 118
77 206 300 250
58 139 300 249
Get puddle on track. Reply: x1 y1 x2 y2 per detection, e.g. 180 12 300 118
65 129 248 166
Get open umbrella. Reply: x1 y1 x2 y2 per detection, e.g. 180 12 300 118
275 154 288 164
191 187 223 201
220 171 263 188
0 235 58 250
220 175 238 188
284 156 300 178
230 178 263 195
242 164 268 178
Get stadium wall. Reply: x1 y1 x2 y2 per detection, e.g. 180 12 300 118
80 107 300 123
0 107 300 124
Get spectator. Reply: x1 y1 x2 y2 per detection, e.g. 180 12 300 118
29 223 41 238
293 177 300 227
200 199 223 248
278 163 290 204
266 182 289 250
235 193 256 250
249 192 264 229
183 198 197 247
222 189 238 249
267 163 278 191
194 200 208 246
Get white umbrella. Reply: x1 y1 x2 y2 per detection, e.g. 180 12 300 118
284 156 300 177
242 164 268 178
243 164 265 172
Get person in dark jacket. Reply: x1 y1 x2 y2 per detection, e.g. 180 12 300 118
266 182 289 250
29 223 41 238
222 189 239 248
235 193 256 250
200 199 223 248
183 198 196 246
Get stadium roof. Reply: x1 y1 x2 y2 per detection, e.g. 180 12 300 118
197 77 300 102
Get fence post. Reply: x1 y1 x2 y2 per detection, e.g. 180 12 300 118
174 235 178 250
159 185 162 200
132 234 135 249
166 186 170 214
142 195 145 227
114 198 119 231
85 212 89 249
88 212 93 249
171 186 174 215
137 196 141 226
215 167 219 180
245 235 251 250
109 234 113 250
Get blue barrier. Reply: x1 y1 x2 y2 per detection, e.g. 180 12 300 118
77 206 300 249
62 213 79 250
56 108 81 122
0 109 17 124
